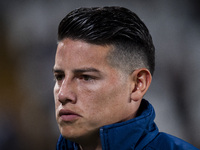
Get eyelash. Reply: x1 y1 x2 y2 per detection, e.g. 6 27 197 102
54 74 96 82
78 75 95 81
54 74 64 81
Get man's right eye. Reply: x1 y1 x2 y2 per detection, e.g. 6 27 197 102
54 74 64 81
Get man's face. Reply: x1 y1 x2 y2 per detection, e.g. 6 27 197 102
53 38 137 141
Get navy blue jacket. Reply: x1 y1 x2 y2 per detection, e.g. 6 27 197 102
56 99 198 150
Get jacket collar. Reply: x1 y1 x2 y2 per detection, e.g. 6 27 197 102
100 99 159 150
56 99 159 150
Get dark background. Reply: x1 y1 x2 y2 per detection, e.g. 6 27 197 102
0 0 200 149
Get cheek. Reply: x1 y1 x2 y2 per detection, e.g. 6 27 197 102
83 78 126 104
81 84 117 113
77 85 107 115
91 81 130 112
82 88 125 126
53 85 59 107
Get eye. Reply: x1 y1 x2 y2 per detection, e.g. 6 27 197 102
79 75 95 81
54 73 65 81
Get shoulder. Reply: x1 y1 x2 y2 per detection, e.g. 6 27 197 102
144 132 198 150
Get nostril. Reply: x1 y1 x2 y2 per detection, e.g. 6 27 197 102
58 90 77 105
58 97 77 105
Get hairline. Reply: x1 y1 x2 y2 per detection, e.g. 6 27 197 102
57 37 139 74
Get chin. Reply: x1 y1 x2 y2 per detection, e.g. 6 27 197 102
60 126 100 144
59 126 83 140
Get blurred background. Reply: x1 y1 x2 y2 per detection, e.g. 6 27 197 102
0 0 200 149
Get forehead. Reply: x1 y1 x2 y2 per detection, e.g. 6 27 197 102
55 38 113 68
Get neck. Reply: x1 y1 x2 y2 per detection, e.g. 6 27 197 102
78 132 102 150
79 138 102 150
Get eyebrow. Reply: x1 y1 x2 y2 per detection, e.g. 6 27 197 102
53 68 64 73
73 68 100 74
52 67 100 74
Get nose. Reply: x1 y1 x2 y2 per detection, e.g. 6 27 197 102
57 78 77 105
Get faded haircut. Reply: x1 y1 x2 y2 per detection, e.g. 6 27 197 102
58 6 155 75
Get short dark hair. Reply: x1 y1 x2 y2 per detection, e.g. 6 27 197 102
58 6 155 75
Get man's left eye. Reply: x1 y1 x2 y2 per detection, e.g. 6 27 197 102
79 75 94 81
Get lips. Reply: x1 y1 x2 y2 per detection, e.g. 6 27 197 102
58 109 81 122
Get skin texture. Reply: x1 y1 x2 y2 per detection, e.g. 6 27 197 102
53 38 151 150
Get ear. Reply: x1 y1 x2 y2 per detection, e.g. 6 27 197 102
130 68 152 102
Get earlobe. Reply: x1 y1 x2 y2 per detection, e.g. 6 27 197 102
130 68 152 102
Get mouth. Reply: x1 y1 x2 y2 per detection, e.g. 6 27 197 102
58 109 81 122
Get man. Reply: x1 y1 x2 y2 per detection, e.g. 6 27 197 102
53 6 198 150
